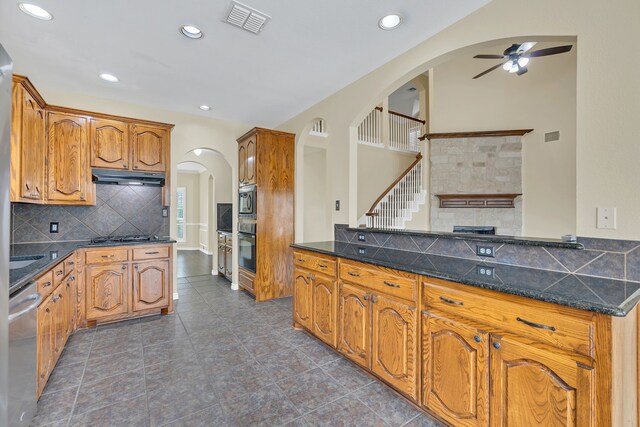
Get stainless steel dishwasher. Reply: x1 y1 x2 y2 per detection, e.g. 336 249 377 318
8 282 41 426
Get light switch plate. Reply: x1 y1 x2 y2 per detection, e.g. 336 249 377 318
597 207 617 229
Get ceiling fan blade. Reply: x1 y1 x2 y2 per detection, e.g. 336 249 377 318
525 45 573 58
473 54 505 59
472 62 505 79
517 42 537 53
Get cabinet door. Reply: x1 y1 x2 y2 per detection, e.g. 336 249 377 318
338 283 370 368
131 124 167 172
19 90 46 201
371 294 418 400
53 288 66 356
132 260 170 312
225 245 233 276
64 275 76 338
90 118 130 169
423 311 489 426
86 263 130 320
218 244 226 274
312 275 337 347
37 296 55 398
238 140 247 185
293 268 313 330
490 335 594 427
245 137 256 185
47 112 91 203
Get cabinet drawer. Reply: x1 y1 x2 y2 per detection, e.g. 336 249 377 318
132 246 170 260
64 256 75 275
293 251 337 277
225 235 233 245
35 270 55 300
85 248 129 264
52 262 65 287
239 268 255 293
339 260 417 302
423 279 594 356
218 234 226 243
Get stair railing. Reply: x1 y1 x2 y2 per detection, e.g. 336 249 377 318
357 106 383 146
388 111 425 153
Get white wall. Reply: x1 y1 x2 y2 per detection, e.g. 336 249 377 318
280 0 640 244
176 172 201 250
303 147 328 242
430 41 576 238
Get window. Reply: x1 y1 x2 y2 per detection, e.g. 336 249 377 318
176 187 186 242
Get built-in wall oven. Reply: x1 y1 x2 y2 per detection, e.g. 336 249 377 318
238 222 256 273
239 185 257 220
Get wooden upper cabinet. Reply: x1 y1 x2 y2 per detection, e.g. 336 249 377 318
238 140 247 185
371 294 418 400
490 335 594 427
11 79 46 203
293 269 313 330
338 283 370 368
245 137 256 185
312 275 337 348
47 112 92 204
90 118 130 169
132 259 170 312
423 311 489 426
85 263 130 320
131 124 167 172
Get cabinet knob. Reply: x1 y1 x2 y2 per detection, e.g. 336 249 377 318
363 295 369 301
122 265 127 270
134 165 139 169
134 265 138 270
371 297 377 303
492 342 501 350
80 194 86 200
474 335 482 343
42 281 52 288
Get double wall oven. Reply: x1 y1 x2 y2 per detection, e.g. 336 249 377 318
238 185 257 273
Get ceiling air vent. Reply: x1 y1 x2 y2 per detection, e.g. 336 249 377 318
225 1 270 34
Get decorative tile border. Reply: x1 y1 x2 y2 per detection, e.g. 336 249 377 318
335 225 640 283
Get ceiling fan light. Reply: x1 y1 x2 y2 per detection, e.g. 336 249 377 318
509 63 519 73
517 57 529 67
502 61 513 71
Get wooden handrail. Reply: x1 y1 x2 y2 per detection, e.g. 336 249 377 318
366 153 423 216
419 129 533 141
388 110 426 125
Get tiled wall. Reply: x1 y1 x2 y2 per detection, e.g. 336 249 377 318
11 185 170 244
335 225 640 283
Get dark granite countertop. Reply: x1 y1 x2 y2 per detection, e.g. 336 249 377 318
344 227 583 249
9 239 176 296
291 241 640 317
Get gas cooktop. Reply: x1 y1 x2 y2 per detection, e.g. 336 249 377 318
90 235 158 245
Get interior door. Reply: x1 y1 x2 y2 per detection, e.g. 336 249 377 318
338 283 370 368
371 293 418 399
423 311 489 426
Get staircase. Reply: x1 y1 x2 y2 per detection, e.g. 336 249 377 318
365 153 427 229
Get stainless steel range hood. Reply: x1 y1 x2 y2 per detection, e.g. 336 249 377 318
92 169 165 186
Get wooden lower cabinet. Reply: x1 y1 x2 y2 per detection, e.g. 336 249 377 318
36 293 56 398
371 294 418 400
422 311 489 427
293 268 313 330
490 335 594 426
132 260 170 311
338 283 371 368
312 274 338 347
85 263 130 320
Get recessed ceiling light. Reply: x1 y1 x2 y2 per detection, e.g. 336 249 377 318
18 3 53 20
193 149 203 156
378 14 403 30
180 25 203 39
99 73 119 83
199 105 211 111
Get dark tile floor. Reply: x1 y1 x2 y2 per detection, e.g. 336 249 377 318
176 250 213 278
33 274 445 427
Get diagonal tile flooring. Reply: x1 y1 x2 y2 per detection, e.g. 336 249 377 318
33 274 445 427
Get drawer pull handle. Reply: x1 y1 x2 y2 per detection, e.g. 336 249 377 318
348 272 360 277
68 261 75 266
516 317 556 331
297 259 305 262
101 255 115 258
145 251 160 255
440 296 464 306
42 281 52 288
56 271 64 276
318 264 328 268
384 281 400 288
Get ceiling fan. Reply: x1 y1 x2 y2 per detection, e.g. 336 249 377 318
472 42 573 79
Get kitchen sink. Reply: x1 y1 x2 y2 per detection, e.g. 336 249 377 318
9 255 44 270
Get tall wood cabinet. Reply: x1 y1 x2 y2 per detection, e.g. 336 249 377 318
237 128 294 302
10 74 173 206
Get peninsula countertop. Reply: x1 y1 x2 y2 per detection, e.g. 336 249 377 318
291 241 640 317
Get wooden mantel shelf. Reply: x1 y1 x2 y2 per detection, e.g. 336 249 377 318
419 129 533 141
436 194 522 208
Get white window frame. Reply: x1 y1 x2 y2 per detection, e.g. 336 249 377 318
176 187 186 243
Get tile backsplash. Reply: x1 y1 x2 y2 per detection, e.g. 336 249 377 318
11 184 170 244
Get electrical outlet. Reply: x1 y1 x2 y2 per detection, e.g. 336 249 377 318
476 245 495 257
49 222 59 233
358 247 367 255
476 265 495 278
597 207 616 229
162 207 169 218
357 233 366 242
